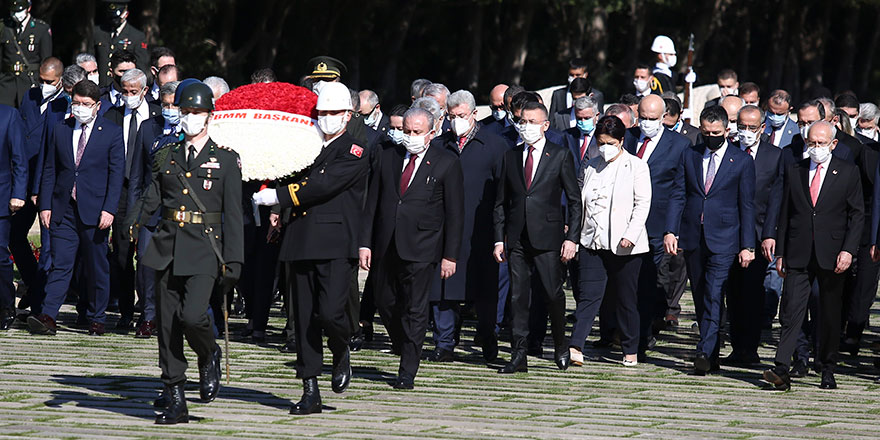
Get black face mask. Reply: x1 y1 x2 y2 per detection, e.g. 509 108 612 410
705 134 725 150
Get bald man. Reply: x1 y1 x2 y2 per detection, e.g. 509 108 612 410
479 84 509 135
720 95 744 143
764 121 863 391
623 93 692 359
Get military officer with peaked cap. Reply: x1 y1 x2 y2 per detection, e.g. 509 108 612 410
88 0 149 87
0 0 51 107
126 80 243 425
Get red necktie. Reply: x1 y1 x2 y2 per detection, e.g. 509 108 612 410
769 131 776 146
458 136 467 151
579 135 589 160
745 147 752 156
524 146 536 189
637 137 650 159
400 153 418 195
810 164 822 206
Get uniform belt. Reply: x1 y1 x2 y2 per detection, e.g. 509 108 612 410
6 63 37 74
162 209 222 224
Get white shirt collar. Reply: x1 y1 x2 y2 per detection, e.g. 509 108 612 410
704 140 729 158
653 62 672 77
186 135 209 157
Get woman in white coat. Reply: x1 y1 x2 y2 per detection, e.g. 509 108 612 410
569 115 652 366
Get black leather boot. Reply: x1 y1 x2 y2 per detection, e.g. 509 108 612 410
153 385 170 409
290 377 322 415
155 383 188 424
499 350 528 374
199 346 222 402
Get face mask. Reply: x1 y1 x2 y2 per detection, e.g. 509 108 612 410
705 134 725 150
312 80 329 95
107 9 125 27
598 143 620 162
808 145 831 164
88 73 100 85
180 113 208 136
567 75 575 84
799 123 811 141
124 93 143 110
452 117 471 137
664 54 677 67
577 118 595 135
767 113 787 128
363 108 379 126
12 10 27 23
387 128 404 145
317 114 346 136
517 123 544 145
639 118 662 139
72 104 96 125
857 127 876 138
492 108 507 121
162 108 180 126
41 83 57 100
849 117 859 130
403 133 429 155
727 122 739 141
738 128 758 147
633 79 650 93
719 86 738 97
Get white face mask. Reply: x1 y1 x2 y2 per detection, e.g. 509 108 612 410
403 133 430 155
317 114 346 136
598 143 620 162
808 145 832 164
12 10 27 23
633 79 650 93
72 104 96 125
492 108 507 121
363 108 379 126
180 113 209 136
639 118 662 139
124 93 143 110
517 123 544 145
567 75 575 84
451 117 471 137
727 122 739 141
41 83 57 100
849 117 859 130
738 128 759 147
387 128 404 145
857 127 876 138
663 54 677 67
88 73 100 85
800 123 811 141
719 86 738 97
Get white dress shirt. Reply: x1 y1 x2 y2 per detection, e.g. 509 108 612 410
582 158 621 250
637 127 665 161
401 147 428 188
522 136 546 183
771 126 785 147
72 118 96 159
368 109 384 131
123 99 150 153
740 141 758 159
567 107 577 129
41 88 63 114
702 141 729 183
809 159 829 194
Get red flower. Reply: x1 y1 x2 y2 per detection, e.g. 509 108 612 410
215 82 318 119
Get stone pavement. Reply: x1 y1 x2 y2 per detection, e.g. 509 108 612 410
1 283 879 439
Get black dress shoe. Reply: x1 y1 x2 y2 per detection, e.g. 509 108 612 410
251 331 266 344
135 320 157 338
331 347 351 394
721 352 761 366
762 368 791 390
499 352 528 374
198 346 221 402
839 339 859 357
155 383 188 424
290 377 322 415
392 376 414 390
646 336 657 350
349 333 364 352
361 320 374 342
819 371 837 389
88 322 106 336
555 347 570 371
694 352 711 375
429 348 454 363
789 361 808 378
0 308 14 330
27 314 57 335
279 340 296 353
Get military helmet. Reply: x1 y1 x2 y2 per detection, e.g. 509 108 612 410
177 81 214 111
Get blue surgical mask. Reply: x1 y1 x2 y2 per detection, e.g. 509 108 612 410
162 108 180 126
387 128 404 145
577 118 595 135
767 113 787 129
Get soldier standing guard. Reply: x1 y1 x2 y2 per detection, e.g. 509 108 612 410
89 0 148 87
0 0 51 107
126 81 243 425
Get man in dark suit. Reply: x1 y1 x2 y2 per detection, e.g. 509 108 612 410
493 101 581 374
782 100 856 168
724 105 783 365
358 89 390 137
550 78 591 131
703 69 740 109
360 107 464 388
763 90 799 149
665 105 756 375
252 82 368 414
29 80 125 336
0 103 26 329
624 94 691 353
549 58 605 117
764 121 863 391
478 84 509 136
103 68 162 330
564 96 601 171
98 49 137 117
88 0 149 87
662 96 700 146
427 91 508 364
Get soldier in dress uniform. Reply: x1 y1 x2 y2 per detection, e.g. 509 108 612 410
0 0 51 107
126 81 243 425
88 0 148 87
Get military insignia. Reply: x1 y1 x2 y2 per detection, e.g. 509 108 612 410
350 144 363 158
141 42 148 49
27 35 34 52
200 162 220 169
237 157 242 169
316 62 328 72
210 157 218 162
832 169 838 175
203 179 213 190
729 158 734 162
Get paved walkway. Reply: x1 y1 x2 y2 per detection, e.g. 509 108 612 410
1 282 879 439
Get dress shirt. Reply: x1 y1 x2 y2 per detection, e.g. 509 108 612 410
740 141 758 159
186 135 209 158
522 136 547 184
72 118 96 159
401 146 429 188
771 126 785 147
702 141 729 183
108 87 123 107
41 88 62 114
123 99 150 153
150 83 160 102
582 158 621 250
368 109 384 131
809 159 829 195
568 107 577 129
637 127 665 161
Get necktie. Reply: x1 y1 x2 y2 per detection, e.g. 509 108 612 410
637 137 650 159
745 147 752 156
810 163 823 206
458 136 467 151
580 135 589 160
769 131 776 146
524 145 536 189
705 152 717 193
187 145 196 168
400 153 418 195
127 111 138 154
72 123 87 200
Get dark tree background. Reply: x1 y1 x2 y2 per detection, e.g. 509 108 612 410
33 0 880 106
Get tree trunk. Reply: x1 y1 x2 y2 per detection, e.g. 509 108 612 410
503 1 536 85
799 1 830 95
765 0 789 91
379 1 417 102
465 4 483 91
140 0 161 45
854 6 880 97
587 5 608 80
832 5 859 93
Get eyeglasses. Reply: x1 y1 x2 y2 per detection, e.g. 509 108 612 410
737 124 761 131
71 101 97 108
806 141 831 148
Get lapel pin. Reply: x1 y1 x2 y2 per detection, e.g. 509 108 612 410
729 158 733 162
545 152 550 157
97 126 103 131
426 160 431 165
832 169 838 175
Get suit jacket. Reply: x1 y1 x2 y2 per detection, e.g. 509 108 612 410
762 117 799 149
738 140 784 242
624 127 691 238
549 86 606 116
551 107 574 132
494 138 581 250
778 157 863 270
580 152 652 255
666 142 756 254
564 126 596 168
362 143 464 264
39 116 125 225
276 131 369 261
103 101 162 179
782 134 854 169
0 104 26 216
127 118 174 228
19 89 66 195
679 121 700 146
478 115 510 136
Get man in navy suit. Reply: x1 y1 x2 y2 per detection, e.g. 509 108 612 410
762 89 799 149
28 80 125 336
624 94 691 356
548 58 605 118
0 104 27 329
665 105 756 374
782 100 855 168
724 105 783 365
563 96 600 171
478 84 509 136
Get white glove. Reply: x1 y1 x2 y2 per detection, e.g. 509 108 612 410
252 188 279 206
684 71 697 84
